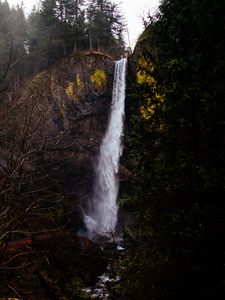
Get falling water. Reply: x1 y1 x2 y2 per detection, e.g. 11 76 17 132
85 58 127 237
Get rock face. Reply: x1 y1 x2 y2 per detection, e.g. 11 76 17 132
0 52 134 300
21 52 114 206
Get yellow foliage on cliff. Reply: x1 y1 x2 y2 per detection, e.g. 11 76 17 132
76 74 84 89
136 56 164 120
140 93 164 120
66 81 74 98
66 74 84 100
66 80 80 101
90 69 106 87
137 57 156 89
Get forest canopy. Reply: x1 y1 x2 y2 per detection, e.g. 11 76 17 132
0 0 126 80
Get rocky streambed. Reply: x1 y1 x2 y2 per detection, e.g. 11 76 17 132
81 243 125 299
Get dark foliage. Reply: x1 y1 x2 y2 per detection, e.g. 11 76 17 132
118 1 225 299
0 0 125 80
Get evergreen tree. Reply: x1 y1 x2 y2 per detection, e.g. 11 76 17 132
73 0 85 53
119 0 225 299
86 0 125 54
0 0 126 78
0 0 27 82
27 0 87 71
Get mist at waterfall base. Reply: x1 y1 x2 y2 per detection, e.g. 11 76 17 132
83 58 127 241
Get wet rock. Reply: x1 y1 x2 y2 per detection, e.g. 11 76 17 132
18 52 114 207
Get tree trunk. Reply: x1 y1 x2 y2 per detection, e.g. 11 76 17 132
97 36 100 52
89 28 93 52
74 0 78 53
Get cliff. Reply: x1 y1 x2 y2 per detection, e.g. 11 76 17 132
0 51 116 299
21 52 114 203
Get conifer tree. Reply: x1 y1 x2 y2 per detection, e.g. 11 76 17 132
86 0 125 54
0 0 27 81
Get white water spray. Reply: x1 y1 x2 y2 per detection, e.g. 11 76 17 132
85 58 127 237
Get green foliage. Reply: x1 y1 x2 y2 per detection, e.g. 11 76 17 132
0 0 125 79
25 0 125 75
0 0 28 81
86 0 125 54
118 1 225 299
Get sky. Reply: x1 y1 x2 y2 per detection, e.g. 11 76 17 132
115 0 160 48
7 0 160 48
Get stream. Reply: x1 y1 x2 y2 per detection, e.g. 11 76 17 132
82 245 125 299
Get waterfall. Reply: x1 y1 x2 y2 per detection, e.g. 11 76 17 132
84 58 127 238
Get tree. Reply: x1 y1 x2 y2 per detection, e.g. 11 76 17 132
26 0 87 71
86 0 125 54
119 0 225 299
0 1 28 82
73 0 85 53
0 60 71 297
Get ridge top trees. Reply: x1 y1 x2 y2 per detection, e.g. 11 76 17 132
86 0 125 54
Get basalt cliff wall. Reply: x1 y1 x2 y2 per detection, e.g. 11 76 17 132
22 52 114 204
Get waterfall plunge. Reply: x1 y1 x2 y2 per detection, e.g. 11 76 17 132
84 58 127 238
